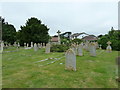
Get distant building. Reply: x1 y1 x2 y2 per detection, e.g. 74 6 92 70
82 35 98 41
51 35 59 44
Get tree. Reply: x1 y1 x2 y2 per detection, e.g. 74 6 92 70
98 28 120 51
17 17 50 45
2 18 16 44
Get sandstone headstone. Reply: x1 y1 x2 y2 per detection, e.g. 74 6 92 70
65 48 76 71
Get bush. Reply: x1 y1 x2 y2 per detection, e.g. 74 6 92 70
50 44 69 52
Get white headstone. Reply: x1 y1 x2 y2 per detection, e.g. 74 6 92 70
45 43 51 53
65 49 76 71
18 42 20 47
31 42 33 47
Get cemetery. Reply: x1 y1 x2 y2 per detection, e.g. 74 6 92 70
0 17 119 88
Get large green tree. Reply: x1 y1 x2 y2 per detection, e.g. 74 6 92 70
98 27 120 51
2 18 16 44
18 17 50 45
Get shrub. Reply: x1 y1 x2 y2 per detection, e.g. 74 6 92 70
50 44 69 52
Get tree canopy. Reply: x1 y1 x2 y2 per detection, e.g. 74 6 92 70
18 17 50 45
98 27 120 51
2 18 16 44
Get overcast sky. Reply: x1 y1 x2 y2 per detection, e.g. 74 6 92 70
0 0 119 36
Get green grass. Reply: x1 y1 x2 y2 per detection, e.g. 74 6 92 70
2 47 118 88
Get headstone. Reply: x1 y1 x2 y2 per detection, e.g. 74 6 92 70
89 42 96 56
24 43 26 47
31 42 33 47
14 42 17 47
77 43 83 56
45 43 51 53
27 43 29 47
71 44 77 55
84 41 89 51
65 48 76 71
34 43 38 51
106 41 112 53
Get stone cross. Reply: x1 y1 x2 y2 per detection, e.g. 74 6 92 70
34 43 38 51
89 42 96 56
45 43 51 53
57 30 61 44
65 48 76 71
106 41 112 53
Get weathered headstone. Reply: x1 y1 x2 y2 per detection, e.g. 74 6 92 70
71 44 77 55
45 43 51 53
65 48 76 71
106 41 112 53
89 42 96 56
77 43 83 56
34 43 38 51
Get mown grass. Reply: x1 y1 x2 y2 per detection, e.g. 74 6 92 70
2 47 118 88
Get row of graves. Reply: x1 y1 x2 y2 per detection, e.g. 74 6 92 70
65 41 112 71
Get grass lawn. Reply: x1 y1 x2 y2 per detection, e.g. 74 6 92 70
2 47 118 88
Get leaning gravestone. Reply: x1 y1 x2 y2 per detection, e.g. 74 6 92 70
65 48 76 71
106 41 112 53
27 43 29 47
45 43 50 53
77 43 83 56
34 43 38 51
89 42 96 56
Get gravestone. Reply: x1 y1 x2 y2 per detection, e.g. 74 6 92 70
65 48 76 71
106 41 112 53
45 43 51 53
99 44 102 49
71 44 77 55
14 42 17 47
31 42 33 47
77 43 83 56
34 43 38 51
27 43 29 47
84 41 89 51
89 42 96 56
24 43 26 47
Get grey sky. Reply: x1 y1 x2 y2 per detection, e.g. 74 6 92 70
0 0 118 36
